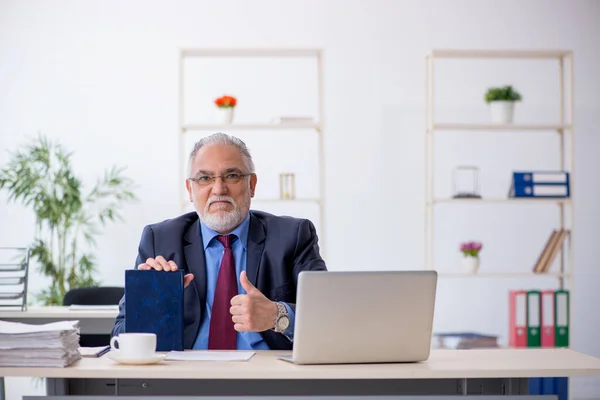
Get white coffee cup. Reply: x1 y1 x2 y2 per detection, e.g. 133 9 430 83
110 333 157 359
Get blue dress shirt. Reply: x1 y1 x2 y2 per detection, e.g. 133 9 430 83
192 213 295 350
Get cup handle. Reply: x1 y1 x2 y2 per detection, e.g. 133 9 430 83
110 336 119 353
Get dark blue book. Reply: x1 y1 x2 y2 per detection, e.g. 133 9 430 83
124 269 184 351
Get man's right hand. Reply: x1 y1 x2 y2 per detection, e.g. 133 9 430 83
137 256 195 288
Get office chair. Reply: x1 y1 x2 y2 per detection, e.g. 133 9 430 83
62 286 124 347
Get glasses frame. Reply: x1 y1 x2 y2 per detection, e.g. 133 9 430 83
188 172 253 187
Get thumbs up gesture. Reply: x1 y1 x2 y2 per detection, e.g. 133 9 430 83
229 271 278 332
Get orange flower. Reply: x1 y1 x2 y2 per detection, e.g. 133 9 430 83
215 95 237 108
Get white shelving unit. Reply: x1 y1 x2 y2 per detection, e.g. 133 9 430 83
424 48 574 291
177 48 326 256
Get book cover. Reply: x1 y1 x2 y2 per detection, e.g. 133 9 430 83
125 269 184 351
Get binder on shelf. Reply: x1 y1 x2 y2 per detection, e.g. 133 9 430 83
508 290 527 348
541 229 570 273
510 183 569 198
526 290 542 396
555 289 570 348
526 290 541 348
508 171 570 198
512 171 569 186
532 230 559 273
540 290 555 347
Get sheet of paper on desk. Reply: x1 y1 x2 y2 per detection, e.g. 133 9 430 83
165 351 255 361
69 305 119 310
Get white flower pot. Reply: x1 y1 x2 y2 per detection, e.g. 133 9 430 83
461 256 480 274
219 107 234 124
489 101 515 124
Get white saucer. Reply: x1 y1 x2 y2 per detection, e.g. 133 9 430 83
107 352 165 365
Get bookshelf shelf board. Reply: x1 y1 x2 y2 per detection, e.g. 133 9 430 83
182 123 320 132
428 49 572 59
430 123 571 132
252 198 321 204
430 198 571 205
436 272 568 278
181 48 321 58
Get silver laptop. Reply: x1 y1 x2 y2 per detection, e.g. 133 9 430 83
279 270 437 365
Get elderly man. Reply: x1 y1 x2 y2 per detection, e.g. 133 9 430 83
112 133 327 350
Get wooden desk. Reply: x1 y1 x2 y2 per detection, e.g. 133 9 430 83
2 348 600 398
0 306 118 334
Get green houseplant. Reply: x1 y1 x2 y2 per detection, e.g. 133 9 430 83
484 85 522 124
0 134 137 305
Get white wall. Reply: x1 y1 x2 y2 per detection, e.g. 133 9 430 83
1 0 599 398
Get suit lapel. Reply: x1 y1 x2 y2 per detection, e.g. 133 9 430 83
183 220 207 312
246 213 266 287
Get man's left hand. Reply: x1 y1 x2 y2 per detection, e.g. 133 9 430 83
230 271 278 332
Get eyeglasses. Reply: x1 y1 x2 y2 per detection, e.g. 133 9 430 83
188 173 253 187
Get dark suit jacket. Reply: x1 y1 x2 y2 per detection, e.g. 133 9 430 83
112 210 327 350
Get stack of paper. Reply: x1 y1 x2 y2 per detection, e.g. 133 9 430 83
0 320 82 367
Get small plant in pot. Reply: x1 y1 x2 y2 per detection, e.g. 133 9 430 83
214 95 237 124
459 241 482 273
484 85 522 124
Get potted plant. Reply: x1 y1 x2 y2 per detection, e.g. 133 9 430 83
0 134 137 305
484 85 522 124
214 95 237 124
459 241 482 273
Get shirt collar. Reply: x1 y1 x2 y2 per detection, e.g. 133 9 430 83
199 212 250 251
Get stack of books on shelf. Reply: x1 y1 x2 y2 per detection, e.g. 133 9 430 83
432 332 499 349
0 320 82 367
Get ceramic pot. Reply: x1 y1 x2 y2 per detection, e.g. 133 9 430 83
489 101 515 124
462 256 480 274
220 107 234 124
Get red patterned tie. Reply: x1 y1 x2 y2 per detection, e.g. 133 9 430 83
208 234 237 350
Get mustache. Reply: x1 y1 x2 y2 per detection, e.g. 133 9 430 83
206 196 236 207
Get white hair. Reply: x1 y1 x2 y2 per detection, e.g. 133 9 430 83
187 133 255 177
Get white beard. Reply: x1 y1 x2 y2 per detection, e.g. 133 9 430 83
199 195 249 233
